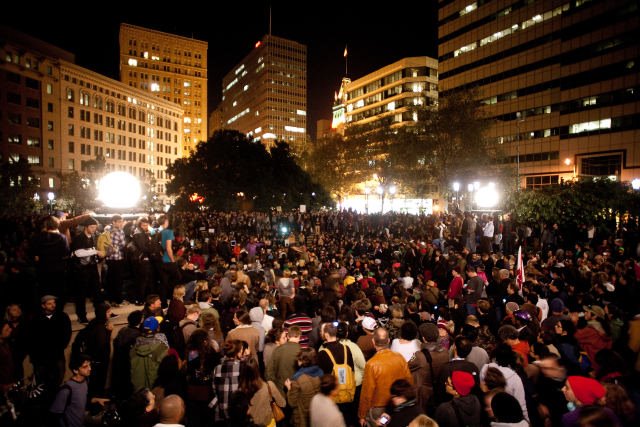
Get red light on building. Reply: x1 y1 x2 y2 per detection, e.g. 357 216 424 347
189 193 204 203
255 41 262 48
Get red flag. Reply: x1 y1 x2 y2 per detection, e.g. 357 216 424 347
516 246 525 293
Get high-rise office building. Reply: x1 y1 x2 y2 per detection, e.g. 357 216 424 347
1 27 183 202
119 23 207 155
219 34 307 154
341 57 438 132
438 0 639 188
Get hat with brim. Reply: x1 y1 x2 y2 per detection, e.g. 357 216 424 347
583 305 605 319
40 294 57 304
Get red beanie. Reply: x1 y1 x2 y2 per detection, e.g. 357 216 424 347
567 376 605 405
452 371 475 397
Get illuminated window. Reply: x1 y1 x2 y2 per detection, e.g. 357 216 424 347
569 119 611 134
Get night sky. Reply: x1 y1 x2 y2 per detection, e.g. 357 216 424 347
2 1 437 137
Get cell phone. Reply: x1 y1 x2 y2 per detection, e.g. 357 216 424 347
230 240 236 247
378 414 390 425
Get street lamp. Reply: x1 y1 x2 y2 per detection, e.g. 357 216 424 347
47 191 55 214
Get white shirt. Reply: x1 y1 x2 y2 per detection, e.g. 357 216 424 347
390 339 421 362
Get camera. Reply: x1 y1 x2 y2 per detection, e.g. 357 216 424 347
378 414 390 425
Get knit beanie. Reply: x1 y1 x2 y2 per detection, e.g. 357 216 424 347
567 376 605 405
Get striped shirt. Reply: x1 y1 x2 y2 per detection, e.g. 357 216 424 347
284 313 313 348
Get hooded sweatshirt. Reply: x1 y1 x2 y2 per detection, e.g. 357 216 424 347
435 394 481 427
249 307 266 352
480 363 529 422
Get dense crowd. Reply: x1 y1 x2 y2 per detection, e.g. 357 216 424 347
0 209 639 427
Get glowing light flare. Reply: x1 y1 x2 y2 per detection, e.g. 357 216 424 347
475 185 500 208
97 172 141 208
189 193 205 204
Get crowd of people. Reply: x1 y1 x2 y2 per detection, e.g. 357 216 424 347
0 208 639 427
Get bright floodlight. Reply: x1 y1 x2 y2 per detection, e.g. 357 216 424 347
452 182 460 192
97 172 141 208
475 185 500 208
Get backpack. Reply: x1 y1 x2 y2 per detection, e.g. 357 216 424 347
160 319 193 358
130 339 168 391
96 229 112 256
126 240 142 262
321 344 355 403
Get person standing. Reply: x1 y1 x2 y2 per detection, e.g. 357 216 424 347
310 374 346 427
358 327 413 426
70 217 104 323
105 215 126 306
30 216 70 307
28 295 72 404
158 215 180 308
50 354 93 427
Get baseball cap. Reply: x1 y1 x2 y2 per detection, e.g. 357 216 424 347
361 317 378 331
583 305 605 319
143 316 159 332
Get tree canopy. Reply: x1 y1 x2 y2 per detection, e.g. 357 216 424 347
0 158 40 215
303 90 503 200
505 178 640 233
166 130 332 211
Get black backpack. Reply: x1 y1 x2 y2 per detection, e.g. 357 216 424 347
160 319 192 358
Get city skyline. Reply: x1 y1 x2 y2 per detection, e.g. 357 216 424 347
2 1 437 137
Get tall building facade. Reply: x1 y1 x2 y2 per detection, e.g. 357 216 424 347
119 23 207 155
438 0 639 188
342 57 438 131
1 27 183 202
219 35 307 153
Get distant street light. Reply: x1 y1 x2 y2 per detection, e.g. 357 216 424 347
47 192 55 214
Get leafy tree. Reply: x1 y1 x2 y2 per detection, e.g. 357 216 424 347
166 130 332 211
400 90 502 199
302 91 503 207
505 179 640 236
0 158 40 215
57 171 97 215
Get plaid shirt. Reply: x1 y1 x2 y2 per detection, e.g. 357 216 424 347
107 228 126 261
213 357 241 421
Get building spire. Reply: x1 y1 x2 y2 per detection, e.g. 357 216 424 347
343 44 348 76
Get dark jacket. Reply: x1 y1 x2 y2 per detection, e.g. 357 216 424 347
435 395 482 427
28 310 72 362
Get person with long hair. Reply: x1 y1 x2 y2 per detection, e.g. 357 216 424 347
603 383 636 427
213 339 250 422
200 311 224 353
185 328 219 427
239 357 285 426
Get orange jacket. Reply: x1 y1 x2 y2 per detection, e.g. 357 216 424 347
358 348 413 418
